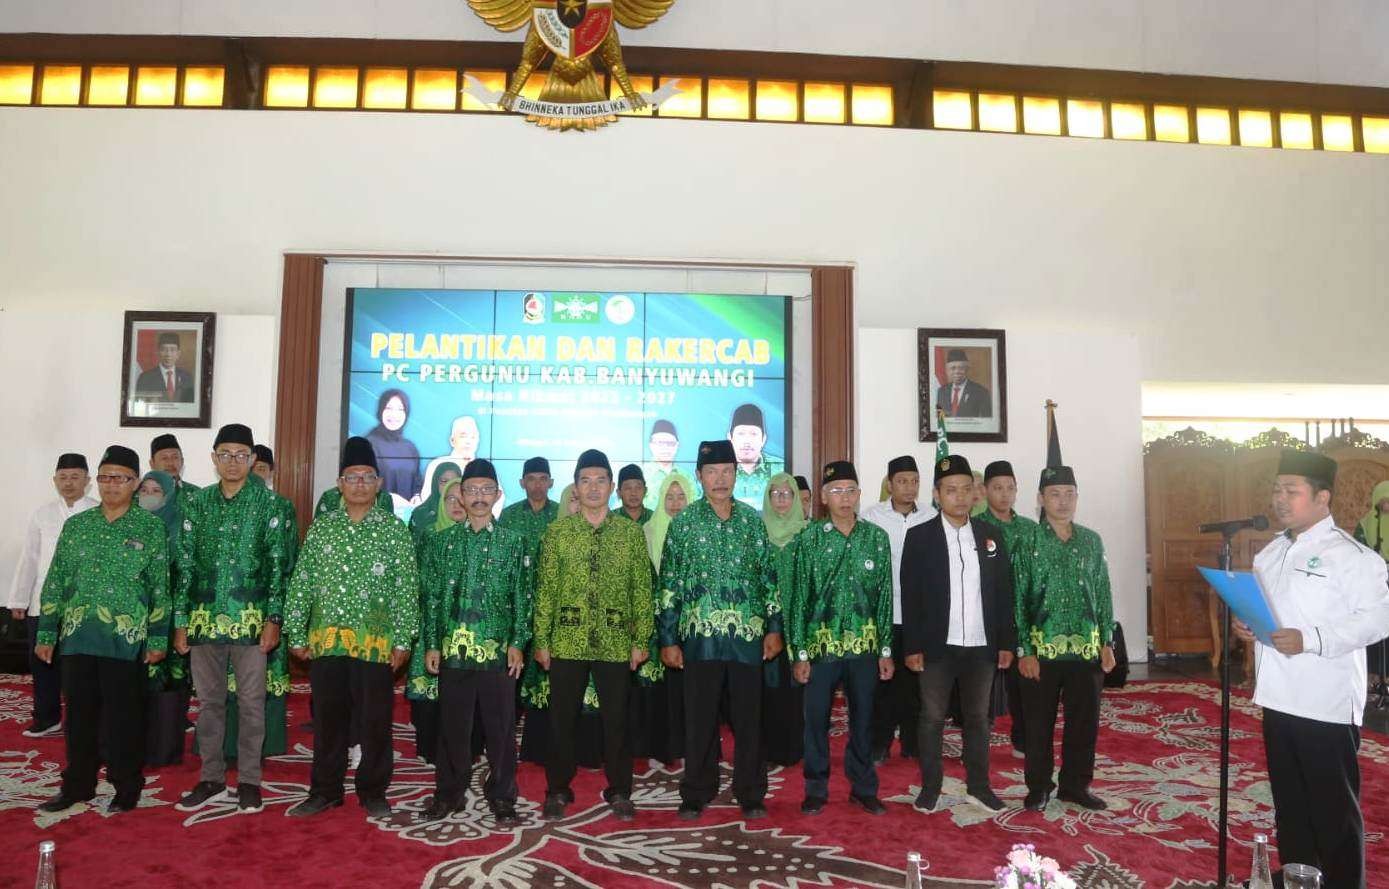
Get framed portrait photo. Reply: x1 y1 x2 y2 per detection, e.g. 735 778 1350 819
918 327 1007 443
119 311 216 427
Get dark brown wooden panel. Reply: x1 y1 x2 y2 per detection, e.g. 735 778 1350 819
810 266 854 500
273 254 325 537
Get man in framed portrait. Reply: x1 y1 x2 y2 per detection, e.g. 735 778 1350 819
935 349 992 419
135 332 194 403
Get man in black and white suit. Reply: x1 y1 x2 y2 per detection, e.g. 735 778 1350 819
135 332 194 402
900 454 1016 813
934 349 991 418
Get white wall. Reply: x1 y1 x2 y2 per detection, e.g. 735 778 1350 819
0 311 276 588
5 0 1389 88
857 326 1148 659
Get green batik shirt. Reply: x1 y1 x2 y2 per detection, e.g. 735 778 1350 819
1015 519 1114 662
422 520 533 671
314 487 394 517
498 498 560 548
733 454 785 511
532 512 654 663
976 510 1039 576
284 506 419 662
786 519 893 664
175 481 290 645
37 506 171 661
656 498 782 665
620 507 654 526
175 480 200 514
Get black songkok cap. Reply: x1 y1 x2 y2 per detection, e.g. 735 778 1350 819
887 455 918 478
618 464 644 485
794 475 811 492
1039 465 1077 490
945 348 968 363
822 461 858 485
214 423 254 449
99 445 140 476
339 436 378 473
523 456 551 476
150 433 181 456
574 449 612 480
984 460 1015 482
697 440 737 469
934 454 973 484
651 419 677 438
1277 450 1337 488
253 444 274 468
462 459 497 482
55 453 88 472
729 403 765 432
157 332 180 348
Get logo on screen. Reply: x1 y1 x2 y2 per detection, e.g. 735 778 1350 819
522 293 546 324
605 294 635 325
554 294 600 323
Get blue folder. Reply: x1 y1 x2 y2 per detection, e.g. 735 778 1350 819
1198 566 1280 646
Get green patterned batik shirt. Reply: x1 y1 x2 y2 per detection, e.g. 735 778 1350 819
732 454 785 512
422 520 533 671
786 519 893 664
532 512 653 663
976 509 1039 577
175 481 290 645
284 506 420 664
37 506 171 661
498 498 560 546
1015 519 1113 662
656 498 781 665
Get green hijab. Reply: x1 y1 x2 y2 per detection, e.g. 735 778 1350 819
434 477 463 533
644 471 695 570
762 471 807 548
411 461 463 536
1358 480 1389 557
139 470 182 541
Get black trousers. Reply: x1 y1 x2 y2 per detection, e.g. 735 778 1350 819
1005 664 1027 751
437 668 517 805
1019 659 1103 795
682 660 766 808
803 656 878 799
61 654 143 802
918 646 996 796
308 656 394 802
1263 708 1364 889
28 617 63 727
871 625 919 756
547 658 632 797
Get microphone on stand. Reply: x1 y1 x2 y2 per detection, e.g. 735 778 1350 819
1198 515 1270 536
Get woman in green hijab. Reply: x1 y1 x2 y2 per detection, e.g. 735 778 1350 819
630 471 695 764
406 477 466 763
762 471 808 766
138 471 191 766
408 461 463 548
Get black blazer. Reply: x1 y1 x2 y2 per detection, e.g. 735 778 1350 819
135 366 194 402
935 379 992 418
900 515 1016 661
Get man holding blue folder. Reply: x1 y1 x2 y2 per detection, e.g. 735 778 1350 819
1235 450 1389 889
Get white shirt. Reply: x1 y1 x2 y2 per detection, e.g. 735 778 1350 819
1252 514 1389 726
943 517 987 646
6 495 99 616
861 499 936 624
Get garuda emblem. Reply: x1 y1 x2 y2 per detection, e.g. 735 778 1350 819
463 0 678 131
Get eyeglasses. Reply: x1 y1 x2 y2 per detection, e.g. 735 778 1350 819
768 490 795 499
824 486 860 497
460 485 498 497
340 473 379 486
214 451 254 464
96 474 136 484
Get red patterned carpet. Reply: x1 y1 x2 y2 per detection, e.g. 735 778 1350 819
0 675 1385 888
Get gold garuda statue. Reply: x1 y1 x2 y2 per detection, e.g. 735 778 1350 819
463 0 678 131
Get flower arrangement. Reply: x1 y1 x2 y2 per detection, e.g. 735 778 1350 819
994 844 1076 889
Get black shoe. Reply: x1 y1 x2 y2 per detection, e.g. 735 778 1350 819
606 792 636 821
37 792 87 814
175 781 228 812
237 784 263 814
1023 789 1051 811
1057 789 1107 811
849 793 886 815
420 796 455 821
677 802 702 821
542 793 567 820
800 796 826 816
870 745 889 764
912 790 940 813
287 795 343 817
361 796 392 818
740 803 768 820
107 795 139 814
491 800 521 827
968 788 1006 812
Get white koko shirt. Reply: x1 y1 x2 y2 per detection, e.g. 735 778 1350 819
943 517 987 647
861 499 935 624
6 495 99 616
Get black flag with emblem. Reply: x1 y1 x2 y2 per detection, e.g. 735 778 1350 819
1045 400 1063 468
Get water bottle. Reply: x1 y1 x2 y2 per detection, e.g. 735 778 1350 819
34 840 56 889
1249 834 1273 889
904 851 923 889
1282 863 1322 889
